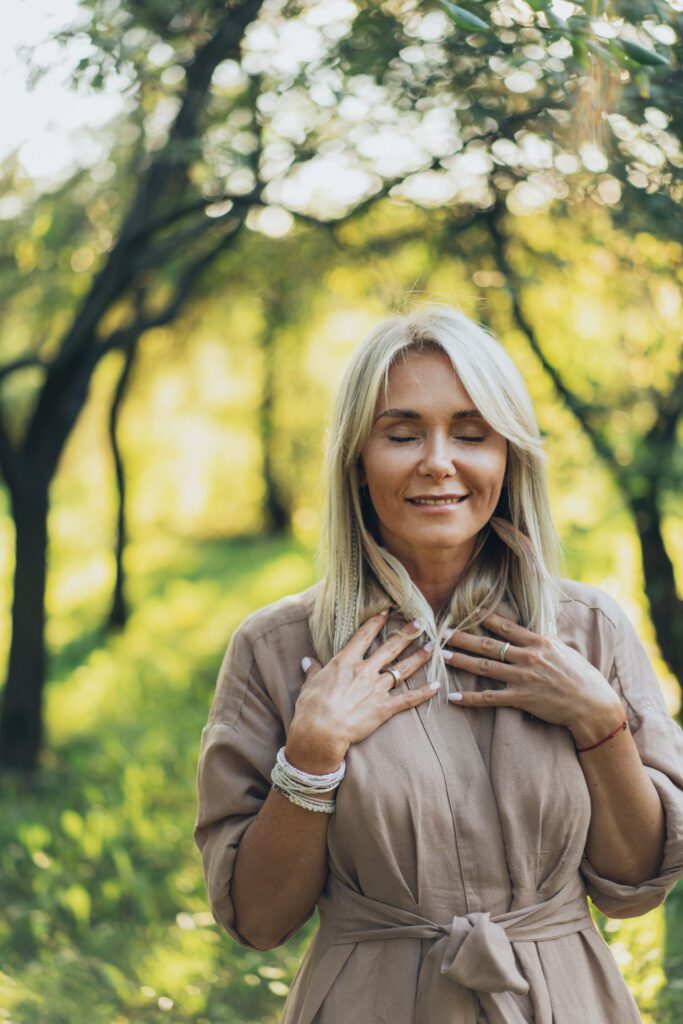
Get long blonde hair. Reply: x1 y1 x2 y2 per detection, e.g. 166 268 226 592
311 304 562 692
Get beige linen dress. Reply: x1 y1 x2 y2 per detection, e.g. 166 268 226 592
194 579 683 1023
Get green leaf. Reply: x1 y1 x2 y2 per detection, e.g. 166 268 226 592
97 961 135 1001
525 0 549 10
58 884 91 925
616 39 670 67
441 2 491 33
61 809 85 842
17 822 51 854
570 36 589 69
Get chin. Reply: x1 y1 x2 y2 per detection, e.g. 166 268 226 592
407 528 475 551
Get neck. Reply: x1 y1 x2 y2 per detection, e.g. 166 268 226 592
380 537 475 614
410 567 463 615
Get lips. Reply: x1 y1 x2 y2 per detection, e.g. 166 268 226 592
406 495 469 506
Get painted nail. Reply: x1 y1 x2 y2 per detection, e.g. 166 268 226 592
448 692 463 702
412 619 425 631
301 656 312 672
380 608 390 616
443 649 454 660
424 640 434 653
429 680 441 691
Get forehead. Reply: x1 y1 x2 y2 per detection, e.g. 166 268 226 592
377 348 471 407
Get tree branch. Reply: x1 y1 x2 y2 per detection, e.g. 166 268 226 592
0 404 20 493
100 218 245 358
37 1 265 387
0 355 47 384
108 340 137 630
645 360 683 451
25 4 264 464
486 208 620 475
0 358 44 490
127 185 262 245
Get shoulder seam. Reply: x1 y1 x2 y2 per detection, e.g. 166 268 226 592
558 592 619 632
247 610 313 644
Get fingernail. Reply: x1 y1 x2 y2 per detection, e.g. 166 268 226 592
301 656 312 671
380 608 390 616
424 640 434 653
411 619 425 631
429 680 441 691
443 649 453 661
448 692 463 702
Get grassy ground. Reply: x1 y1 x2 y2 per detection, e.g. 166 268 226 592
0 536 318 1024
0 534 669 1022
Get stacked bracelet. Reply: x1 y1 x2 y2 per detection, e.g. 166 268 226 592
270 746 346 814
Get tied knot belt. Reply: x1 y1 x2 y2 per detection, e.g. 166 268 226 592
317 872 594 1024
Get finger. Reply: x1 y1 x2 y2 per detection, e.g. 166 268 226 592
444 629 520 665
388 646 433 685
343 610 391 659
479 610 537 647
448 688 518 708
300 655 323 680
385 680 440 716
445 649 519 682
367 619 426 671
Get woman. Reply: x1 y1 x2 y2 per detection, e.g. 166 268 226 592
194 306 683 1024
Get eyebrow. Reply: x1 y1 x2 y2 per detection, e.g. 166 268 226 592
374 407 484 424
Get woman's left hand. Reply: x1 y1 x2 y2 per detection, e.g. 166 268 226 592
444 611 625 745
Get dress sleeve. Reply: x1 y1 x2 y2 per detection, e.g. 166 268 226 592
193 621 311 947
579 600 683 919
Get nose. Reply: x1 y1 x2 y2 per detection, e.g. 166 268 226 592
418 433 457 480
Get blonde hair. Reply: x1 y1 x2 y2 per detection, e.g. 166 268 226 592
311 304 562 692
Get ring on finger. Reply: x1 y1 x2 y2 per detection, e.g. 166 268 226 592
499 641 511 663
385 664 402 685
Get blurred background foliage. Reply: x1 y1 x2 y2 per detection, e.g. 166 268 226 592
1 0 682 1020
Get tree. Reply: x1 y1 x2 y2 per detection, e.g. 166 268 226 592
1 1 681 787
0 0 416 771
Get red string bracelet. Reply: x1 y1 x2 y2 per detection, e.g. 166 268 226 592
576 718 628 753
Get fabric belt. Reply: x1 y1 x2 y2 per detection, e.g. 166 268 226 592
317 872 594 1023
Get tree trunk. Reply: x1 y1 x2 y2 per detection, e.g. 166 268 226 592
0 480 49 771
107 345 137 631
630 486 683 1022
630 487 683 699
259 327 290 534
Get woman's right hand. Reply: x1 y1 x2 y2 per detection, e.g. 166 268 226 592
285 612 437 774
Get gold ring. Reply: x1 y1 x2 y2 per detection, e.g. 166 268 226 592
385 665 402 685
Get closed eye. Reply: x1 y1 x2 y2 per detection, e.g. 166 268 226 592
387 435 486 444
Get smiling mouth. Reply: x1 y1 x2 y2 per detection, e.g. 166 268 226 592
407 496 469 506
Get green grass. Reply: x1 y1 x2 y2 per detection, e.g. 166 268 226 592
0 535 317 1024
0 533 671 1022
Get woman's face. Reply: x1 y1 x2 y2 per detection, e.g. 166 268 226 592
359 348 508 567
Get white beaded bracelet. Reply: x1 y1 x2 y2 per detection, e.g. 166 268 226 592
272 782 337 814
272 746 346 791
270 746 346 813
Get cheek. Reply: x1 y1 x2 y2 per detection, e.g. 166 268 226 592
364 447 407 487
467 450 507 495
363 456 412 515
